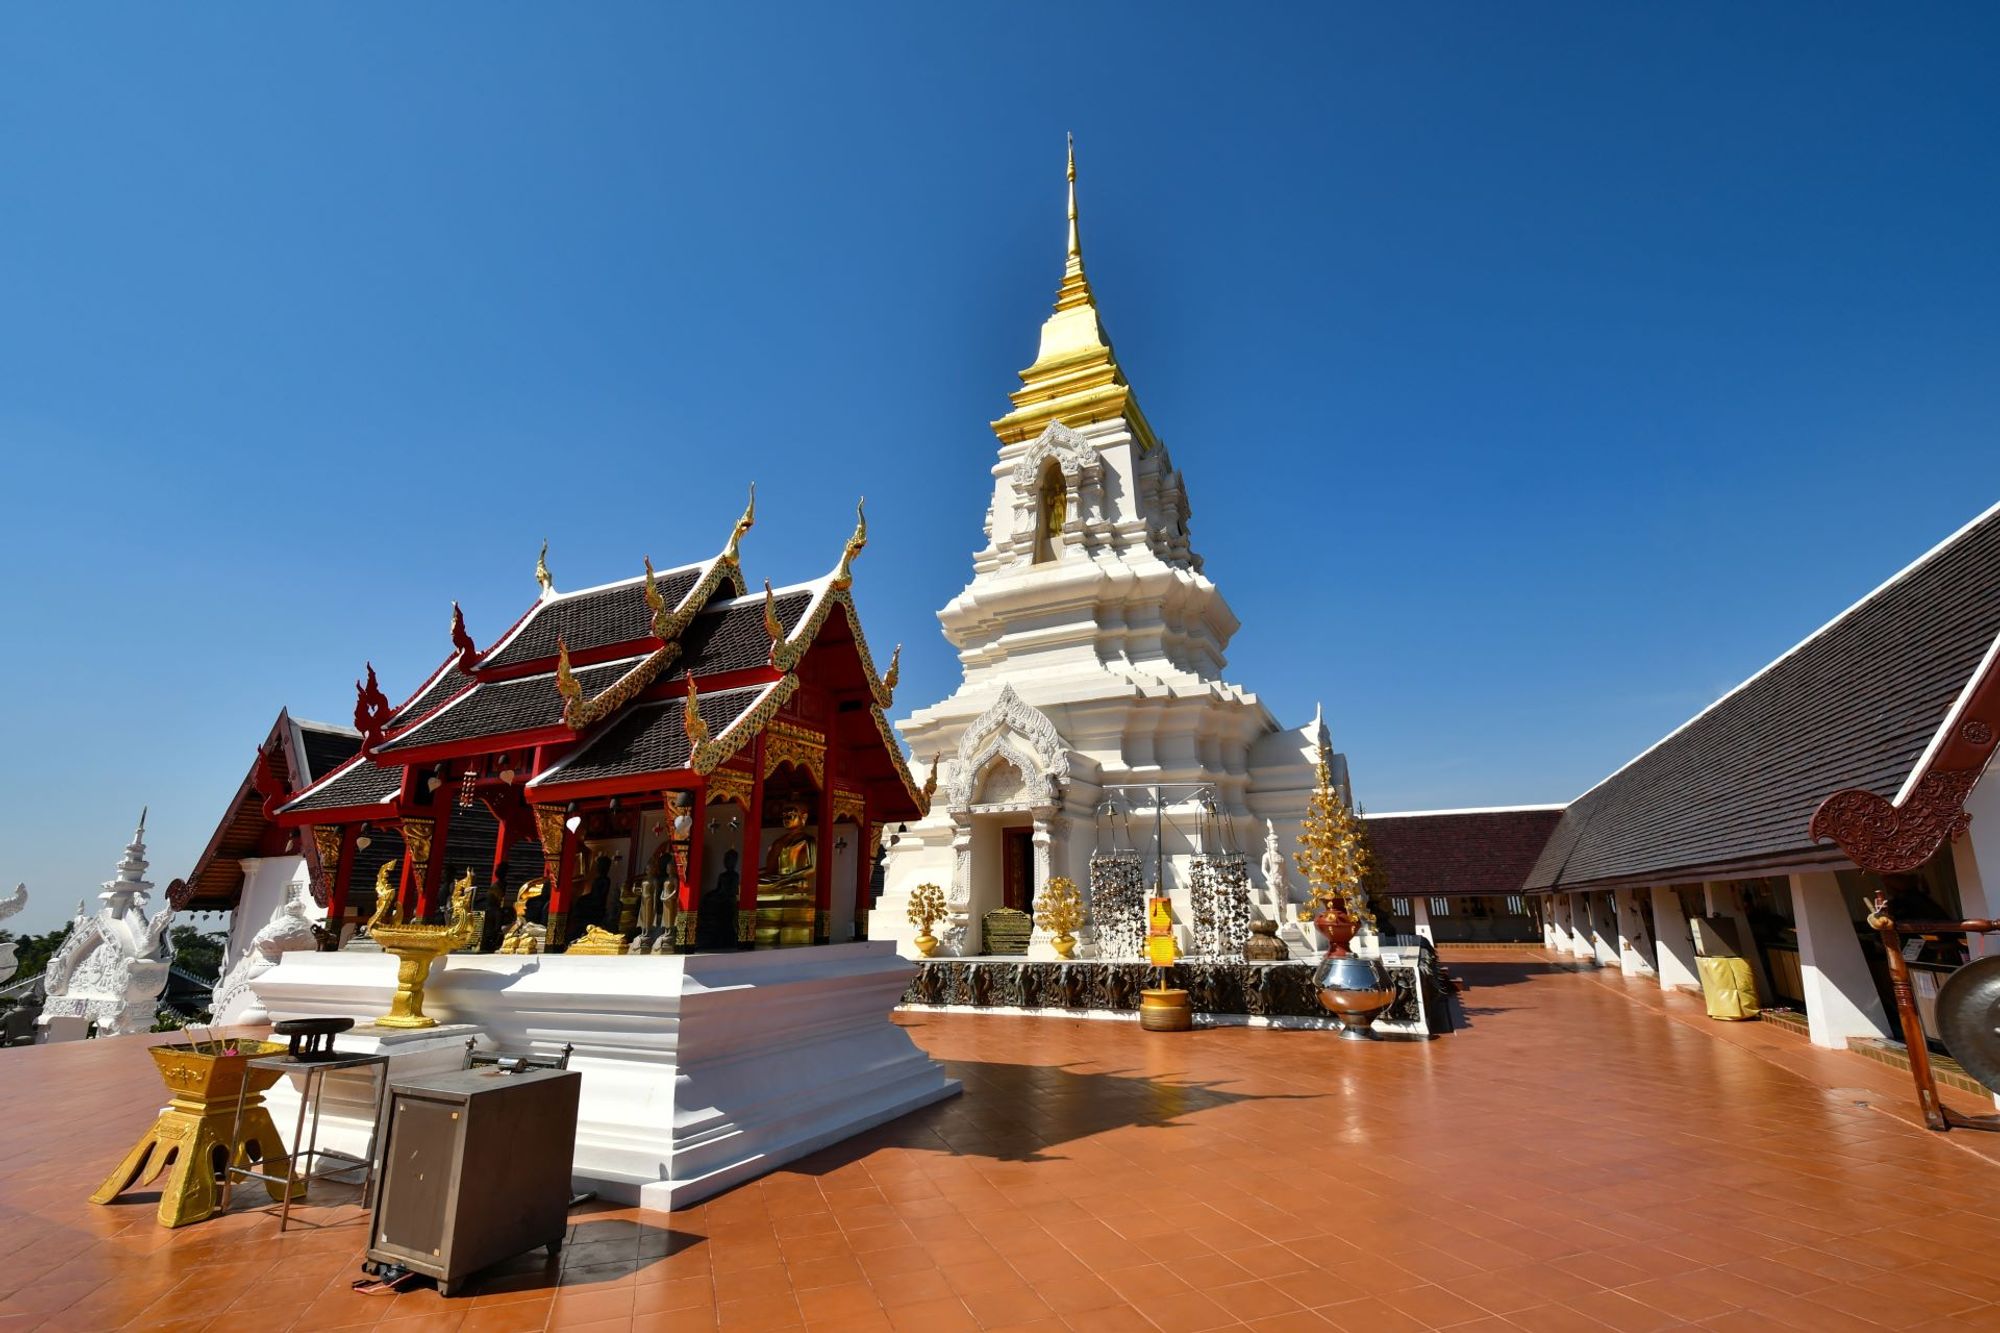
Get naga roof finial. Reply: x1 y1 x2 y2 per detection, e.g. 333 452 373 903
762 578 784 649
725 483 756 564
554 636 584 717
450 601 477 665
830 498 867 590
883 643 901 694
683 672 710 750
644 555 666 632
536 539 554 598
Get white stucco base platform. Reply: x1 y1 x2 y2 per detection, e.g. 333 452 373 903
250 942 960 1211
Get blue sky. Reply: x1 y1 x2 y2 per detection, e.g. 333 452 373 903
2 4 1996 933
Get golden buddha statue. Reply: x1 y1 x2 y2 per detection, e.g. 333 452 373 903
755 801 818 947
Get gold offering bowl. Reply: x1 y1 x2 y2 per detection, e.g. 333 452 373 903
92 1040 300 1228
370 918 476 1029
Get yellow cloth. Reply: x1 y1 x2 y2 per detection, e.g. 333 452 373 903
1696 955 1760 1020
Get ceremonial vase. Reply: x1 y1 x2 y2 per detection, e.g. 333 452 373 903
1312 954 1394 1040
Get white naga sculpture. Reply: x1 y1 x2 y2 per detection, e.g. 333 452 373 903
211 868 317 1025
0 883 26 984
39 812 176 1041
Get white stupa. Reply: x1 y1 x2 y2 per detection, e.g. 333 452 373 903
872 144 1347 959
38 811 177 1040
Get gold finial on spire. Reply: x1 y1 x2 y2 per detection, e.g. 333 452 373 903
762 578 784 646
725 483 756 563
1066 132 1081 267
682 672 709 749
535 540 554 597
988 136 1156 452
830 499 867 590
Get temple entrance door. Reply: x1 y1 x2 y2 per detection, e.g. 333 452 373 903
1001 827 1034 911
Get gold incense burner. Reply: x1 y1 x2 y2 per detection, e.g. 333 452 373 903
92 1039 298 1228
367 868 478 1029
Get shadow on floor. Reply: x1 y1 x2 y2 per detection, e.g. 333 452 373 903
790 1056 1306 1172
452 1215 697 1297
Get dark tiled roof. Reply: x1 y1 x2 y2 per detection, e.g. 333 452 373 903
1525 503 2000 892
297 723 363 782
530 684 769 788
391 663 474 729
283 756 403 815
481 565 705 670
376 656 649 754
679 588 815 676
1364 809 1564 898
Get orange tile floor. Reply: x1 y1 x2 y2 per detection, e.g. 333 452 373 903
4 950 2000 1332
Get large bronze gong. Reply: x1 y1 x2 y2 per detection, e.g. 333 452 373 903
1936 956 2000 1097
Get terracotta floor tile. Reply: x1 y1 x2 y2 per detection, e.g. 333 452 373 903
2 956 1998 1333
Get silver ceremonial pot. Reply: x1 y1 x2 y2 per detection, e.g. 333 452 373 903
1312 953 1395 1040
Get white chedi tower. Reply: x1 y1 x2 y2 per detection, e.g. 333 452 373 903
872 144 1347 959
38 812 177 1041
0 883 26 984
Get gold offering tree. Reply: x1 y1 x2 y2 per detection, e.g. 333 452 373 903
1294 756 1374 928
1034 876 1085 959
907 883 947 956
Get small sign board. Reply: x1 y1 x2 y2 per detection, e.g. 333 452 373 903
1901 937 1926 962
1147 896 1176 966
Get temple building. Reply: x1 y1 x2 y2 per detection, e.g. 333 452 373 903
1525 500 2000 1053
270 499 928 955
873 145 1342 958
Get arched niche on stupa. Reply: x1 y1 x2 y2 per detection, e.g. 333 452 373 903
1007 422 1099 567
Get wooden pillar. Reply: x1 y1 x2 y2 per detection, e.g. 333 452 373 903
417 799 453 919
853 808 875 943
533 804 566 945
682 783 706 916
321 824 359 949
739 735 767 947
549 824 580 951
813 748 837 945
490 809 513 889
399 816 435 921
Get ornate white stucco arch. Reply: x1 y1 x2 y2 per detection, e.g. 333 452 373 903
937 685 1072 951
1003 422 1102 567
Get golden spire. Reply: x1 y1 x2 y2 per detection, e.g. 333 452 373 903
535 540 554 597
989 136 1156 451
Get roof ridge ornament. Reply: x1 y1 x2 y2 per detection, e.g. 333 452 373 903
355 664 394 751
683 671 710 751
762 579 784 657
536 540 555 599
554 636 584 719
644 556 666 630
883 644 901 694
449 601 478 669
725 483 756 564
830 498 867 590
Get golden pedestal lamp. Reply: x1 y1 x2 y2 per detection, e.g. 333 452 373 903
366 868 479 1029
91 1039 301 1228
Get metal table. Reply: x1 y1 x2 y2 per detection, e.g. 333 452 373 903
224 1049 392 1231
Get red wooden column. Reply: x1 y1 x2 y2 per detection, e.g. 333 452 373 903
551 824 582 951
813 743 837 945
489 810 513 889
739 735 768 947
398 815 436 920
323 824 359 948
853 805 874 943
417 799 453 919
533 805 566 947
682 783 706 917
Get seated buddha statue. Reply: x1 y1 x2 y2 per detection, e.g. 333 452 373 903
755 802 818 947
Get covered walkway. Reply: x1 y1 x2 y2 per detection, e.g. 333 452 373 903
2 950 1998 1330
